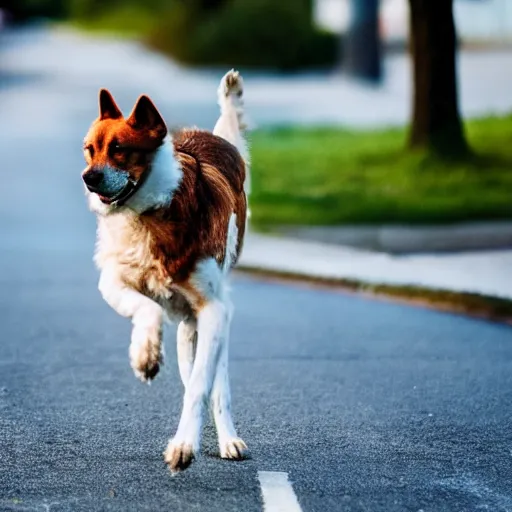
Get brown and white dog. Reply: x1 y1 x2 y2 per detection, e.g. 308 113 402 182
82 71 249 473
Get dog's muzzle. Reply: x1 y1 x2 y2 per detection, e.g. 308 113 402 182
82 167 138 205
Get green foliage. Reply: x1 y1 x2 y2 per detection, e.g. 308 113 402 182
147 0 338 70
67 0 167 23
22 0 336 70
70 3 157 37
249 116 512 227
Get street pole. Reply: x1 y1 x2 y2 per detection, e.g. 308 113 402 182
344 0 382 83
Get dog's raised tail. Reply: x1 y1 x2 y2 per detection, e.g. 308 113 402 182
217 69 246 132
213 70 250 197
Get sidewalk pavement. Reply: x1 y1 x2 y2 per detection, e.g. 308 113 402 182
239 233 512 300
277 221 512 253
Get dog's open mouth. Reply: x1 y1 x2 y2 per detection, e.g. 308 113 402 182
95 179 138 206
98 194 114 204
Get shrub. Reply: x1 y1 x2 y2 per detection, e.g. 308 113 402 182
67 0 168 25
147 0 338 71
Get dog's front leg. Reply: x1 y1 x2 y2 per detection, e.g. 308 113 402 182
99 264 163 382
176 317 197 388
164 299 228 472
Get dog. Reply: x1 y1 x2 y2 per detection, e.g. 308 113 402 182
81 70 249 473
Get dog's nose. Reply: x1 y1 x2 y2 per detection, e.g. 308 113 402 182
82 169 104 188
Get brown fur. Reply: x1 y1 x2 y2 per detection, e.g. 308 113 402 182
86 91 247 314
84 91 247 302
138 129 246 286
86 75 250 470
83 91 167 183
93 128 247 314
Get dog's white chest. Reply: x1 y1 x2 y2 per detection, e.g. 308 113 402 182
94 211 172 300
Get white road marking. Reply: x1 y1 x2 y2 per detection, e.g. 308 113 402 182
258 471 303 512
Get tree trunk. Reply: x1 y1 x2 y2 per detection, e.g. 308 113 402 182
408 0 469 156
344 0 382 83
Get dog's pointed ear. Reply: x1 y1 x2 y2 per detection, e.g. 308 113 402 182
126 95 167 138
99 88 122 120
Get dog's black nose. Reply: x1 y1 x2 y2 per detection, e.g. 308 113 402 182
82 169 104 188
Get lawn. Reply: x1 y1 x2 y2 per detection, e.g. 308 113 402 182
249 115 512 227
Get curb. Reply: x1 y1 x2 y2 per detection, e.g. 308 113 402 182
276 221 512 253
235 265 512 326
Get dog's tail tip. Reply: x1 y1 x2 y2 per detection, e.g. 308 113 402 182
219 69 244 101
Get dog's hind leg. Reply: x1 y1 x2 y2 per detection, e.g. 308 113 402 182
164 296 229 473
213 70 250 196
210 300 248 460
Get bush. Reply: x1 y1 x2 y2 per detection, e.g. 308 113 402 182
147 0 338 71
67 0 168 25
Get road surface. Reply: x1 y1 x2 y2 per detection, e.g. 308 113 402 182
1 26 512 512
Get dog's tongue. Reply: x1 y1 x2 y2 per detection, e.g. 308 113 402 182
99 195 113 204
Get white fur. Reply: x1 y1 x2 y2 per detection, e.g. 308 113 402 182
191 258 224 302
88 190 110 216
213 70 251 203
164 73 251 468
167 299 228 456
90 72 249 471
98 260 164 382
87 134 182 216
223 213 238 275
166 211 246 467
209 298 246 459
176 318 197 387
90 134 184 381
126 135 182 214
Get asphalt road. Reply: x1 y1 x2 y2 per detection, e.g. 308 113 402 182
1 26 512 512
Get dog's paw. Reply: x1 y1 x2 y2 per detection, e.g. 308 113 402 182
220 438 248 460
129 323 163 382
164 440 195 473
219 69 243 99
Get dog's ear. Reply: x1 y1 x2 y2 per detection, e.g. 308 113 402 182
99 89 122 120
126 95 167 138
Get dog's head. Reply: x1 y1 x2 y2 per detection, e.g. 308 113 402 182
82 89 167 210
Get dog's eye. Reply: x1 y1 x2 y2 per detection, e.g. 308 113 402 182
110 141 125 155
84 144 94 159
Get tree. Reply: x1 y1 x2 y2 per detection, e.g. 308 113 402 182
408 0 469 156
344 0 382 83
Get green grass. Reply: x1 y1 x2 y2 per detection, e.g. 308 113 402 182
249 115 512 227
67 5 157 38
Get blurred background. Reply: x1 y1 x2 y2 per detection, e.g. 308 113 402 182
0 0 511 259
1 4 512 506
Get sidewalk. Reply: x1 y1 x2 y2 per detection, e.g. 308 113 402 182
277 221 512 253
239 233 512 300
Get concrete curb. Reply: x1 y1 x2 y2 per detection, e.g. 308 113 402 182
276 221 512 253
235 265 512 326
238 233 512 300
